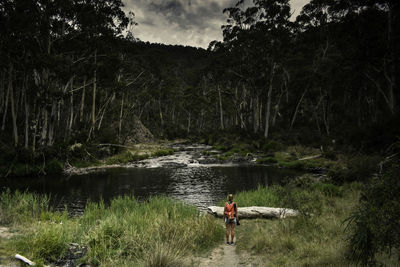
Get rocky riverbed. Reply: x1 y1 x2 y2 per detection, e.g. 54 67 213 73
64 143 258 175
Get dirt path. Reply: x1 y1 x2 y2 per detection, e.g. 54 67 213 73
195 237 264 267
198 242 240 267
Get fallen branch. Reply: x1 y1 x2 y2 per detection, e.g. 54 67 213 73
15 254 35 266
207 206 299 219
298 154 322 161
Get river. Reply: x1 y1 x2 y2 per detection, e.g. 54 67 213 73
0 145 302 213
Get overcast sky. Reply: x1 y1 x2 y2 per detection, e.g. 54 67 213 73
122 0 310 48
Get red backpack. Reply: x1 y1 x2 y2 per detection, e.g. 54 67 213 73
225 202 236 219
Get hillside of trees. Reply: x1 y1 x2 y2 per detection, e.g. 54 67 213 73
0 0 399 164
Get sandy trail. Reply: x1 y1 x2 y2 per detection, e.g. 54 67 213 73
198 242 240 267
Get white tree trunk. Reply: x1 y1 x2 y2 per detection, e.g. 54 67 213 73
253 95 260 133
9 64 18 146
264 62 276 139
289 89 307 130
80 77 86 122
218 85 224 130
24 87 29 149
41 107 48 145
207 206 299 219
89 49 97 140
48 101 56 146
32 109 40 152
1 75 10 131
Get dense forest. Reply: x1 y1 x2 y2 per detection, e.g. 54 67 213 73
1 1 400 266
0 0 399 159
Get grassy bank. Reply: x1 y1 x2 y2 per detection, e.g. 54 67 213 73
0 142 176 177
205 138 382 185
225 179 397 266
69 143 175 169
0 191 223 266
231 182 359 266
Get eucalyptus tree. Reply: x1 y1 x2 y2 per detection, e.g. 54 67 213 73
294 0 398 142
0 0 130 150
219 0 293 138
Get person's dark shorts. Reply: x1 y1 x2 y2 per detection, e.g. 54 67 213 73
224 217 237 225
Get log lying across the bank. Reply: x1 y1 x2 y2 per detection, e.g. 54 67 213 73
207 206 299 219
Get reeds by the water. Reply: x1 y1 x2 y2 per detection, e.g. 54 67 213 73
0 191 223 266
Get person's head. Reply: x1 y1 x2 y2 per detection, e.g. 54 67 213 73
228 194 233 201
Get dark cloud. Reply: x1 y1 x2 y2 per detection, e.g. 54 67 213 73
122 0 309 48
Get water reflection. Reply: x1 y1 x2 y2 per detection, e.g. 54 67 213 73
0 165 301 213
168 167 227 208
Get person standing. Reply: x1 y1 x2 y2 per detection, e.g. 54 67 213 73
224 194 239 245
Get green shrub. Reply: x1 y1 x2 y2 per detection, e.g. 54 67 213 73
346 155 380 181
224 151 235 157
278 160 306 170
45 159 64 174
286 145 320 158
323 150 337 160
329 155 380 184
328 165 347 184
71 160 101 168
105 151 134 165
67 143 88 161
312 183 343 197
104 151 149 165
132 153 150 161
262 141 283 152
230 147 242 153
256 157 278 164
288 174 315 188
346 162 400 265
283 189 323 217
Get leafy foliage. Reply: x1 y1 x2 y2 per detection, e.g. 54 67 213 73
0 0 399 176
347 156 400 265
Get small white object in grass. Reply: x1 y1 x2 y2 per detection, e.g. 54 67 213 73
15 254 35 266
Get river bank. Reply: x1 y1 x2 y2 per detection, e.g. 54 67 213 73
0 181 348 266
2 175 398 266
0 137 382 184
65 141 382 191
2 179 396 266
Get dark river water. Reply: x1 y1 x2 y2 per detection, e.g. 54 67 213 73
0 164 301 213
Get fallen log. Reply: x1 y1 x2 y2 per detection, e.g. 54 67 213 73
207 206 299 219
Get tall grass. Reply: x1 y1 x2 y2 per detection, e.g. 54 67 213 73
0 192 223 266
0 189 50 225
219 185 283 207
233 183 364 266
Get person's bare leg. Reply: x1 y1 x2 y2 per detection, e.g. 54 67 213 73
231 223 236 244
226 223 231 243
